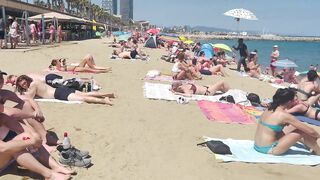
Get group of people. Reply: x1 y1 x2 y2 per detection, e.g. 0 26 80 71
0 53 116 179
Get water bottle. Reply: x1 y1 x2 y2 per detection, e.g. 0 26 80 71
62 132 71 150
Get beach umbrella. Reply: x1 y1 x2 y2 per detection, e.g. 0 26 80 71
271 59 298 68
184 40 194 45
117 34 131 41
179 36 187 41
146 28 160 35
211 43 232 52
224 8 258 32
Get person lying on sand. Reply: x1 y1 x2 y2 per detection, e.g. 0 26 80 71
7 73 102 91
170 80 230 97
49 54 112 73
286 97 320 120
15 75 115 105
295 70 320 106
254 88 320 155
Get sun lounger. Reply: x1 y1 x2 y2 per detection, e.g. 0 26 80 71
201 136 320 166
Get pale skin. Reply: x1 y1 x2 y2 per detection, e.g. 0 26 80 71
171 80 230 97
0 124 72 179
296 77 320 105
254 101 320 155
52 54 112 73
17 78 115 106
173 59 202 80
286 100 320 120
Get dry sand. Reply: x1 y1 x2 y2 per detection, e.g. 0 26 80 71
0 38 319 180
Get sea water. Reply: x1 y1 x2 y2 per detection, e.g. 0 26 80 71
201 39 320 71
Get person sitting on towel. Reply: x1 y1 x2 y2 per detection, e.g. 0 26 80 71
15 75 115 105
172 53 202 80
286 98 320 121
254 88 320 155
170 80 230 97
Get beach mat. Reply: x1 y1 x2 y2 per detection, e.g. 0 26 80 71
143 82 250 105
296 115 320 126
197 101 255 124
144 75 194 83
202 137 320 166
35 99 83 104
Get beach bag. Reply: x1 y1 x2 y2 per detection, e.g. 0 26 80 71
62 78 82 91
247 93 261 106
219 95 235 104
197 140 232 155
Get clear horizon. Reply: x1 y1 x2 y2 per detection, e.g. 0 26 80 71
91 0 319 36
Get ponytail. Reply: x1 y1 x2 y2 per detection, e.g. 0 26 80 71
267 88 295 111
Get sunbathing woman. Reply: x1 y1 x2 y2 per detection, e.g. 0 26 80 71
254 88 320 155
247 53 261 78
15 75 115 106
296 70 320 105
50 54 112 73
171 80 230 97
172 53 202 80
286 99 320 120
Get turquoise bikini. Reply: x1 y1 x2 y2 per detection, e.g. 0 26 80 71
254 120 284 154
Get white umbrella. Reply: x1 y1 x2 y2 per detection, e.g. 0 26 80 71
271 59 298 68
224 8 258 33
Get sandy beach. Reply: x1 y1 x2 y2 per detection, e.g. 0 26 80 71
0 38 319 180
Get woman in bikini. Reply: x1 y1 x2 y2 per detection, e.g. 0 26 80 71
247 53 261 79
172 53 202 80
171 80 230 97
50 54 112 73
254 88 320 155
296 70 320 105
286 99 320 121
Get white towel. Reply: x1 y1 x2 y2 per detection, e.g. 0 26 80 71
269 83 286 89
35 99 83 104
143 82 250 105
202 137 320 166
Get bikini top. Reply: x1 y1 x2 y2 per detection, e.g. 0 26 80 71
259 120 284 132
189 84 197 94
296 88 312 98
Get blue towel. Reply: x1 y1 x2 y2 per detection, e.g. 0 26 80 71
203 137 320 166
296 116 320 126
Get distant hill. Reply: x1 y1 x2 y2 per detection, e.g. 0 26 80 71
191 26 232 32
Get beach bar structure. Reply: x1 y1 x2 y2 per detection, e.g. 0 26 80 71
0 0 107 46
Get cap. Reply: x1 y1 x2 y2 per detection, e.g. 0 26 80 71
0 70 7 76
273 45 278 48
250 51 257 55
8 16 13 20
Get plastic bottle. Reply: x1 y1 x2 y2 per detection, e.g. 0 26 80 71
62 132 71 150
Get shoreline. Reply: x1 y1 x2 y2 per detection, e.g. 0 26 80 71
183 34 320 42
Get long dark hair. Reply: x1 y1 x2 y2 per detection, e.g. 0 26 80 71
268 88 296 111
16 75 33 95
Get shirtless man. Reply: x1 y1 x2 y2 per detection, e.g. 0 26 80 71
296 70 320 106
15 75 115 105
0 70 59 146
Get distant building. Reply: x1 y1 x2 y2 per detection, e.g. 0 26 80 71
112 0 117 15
120 0 133 22
102 0 117 15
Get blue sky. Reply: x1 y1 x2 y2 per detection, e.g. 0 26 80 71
94 0 319 36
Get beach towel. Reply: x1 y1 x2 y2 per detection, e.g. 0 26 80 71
202 137 320 166
296 116 320 126
197 101 255 124
143 82 250 105
269 83 286 89
240 105 264 119
35 99 83 104
144 75 194 83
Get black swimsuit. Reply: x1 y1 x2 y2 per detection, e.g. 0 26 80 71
189 84 211 95
54 86 76 101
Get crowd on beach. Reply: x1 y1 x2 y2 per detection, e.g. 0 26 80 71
1 27 320 179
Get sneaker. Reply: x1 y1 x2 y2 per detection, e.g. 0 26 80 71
57 146 90 159
59 152 91 168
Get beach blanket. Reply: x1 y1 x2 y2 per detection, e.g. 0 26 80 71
202 137 320 166
143 82 250 104
144 75 194 83
296 116 320 126
197 101 255 124
35 99 83 104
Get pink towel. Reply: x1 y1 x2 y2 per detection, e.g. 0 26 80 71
197 100 256 124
